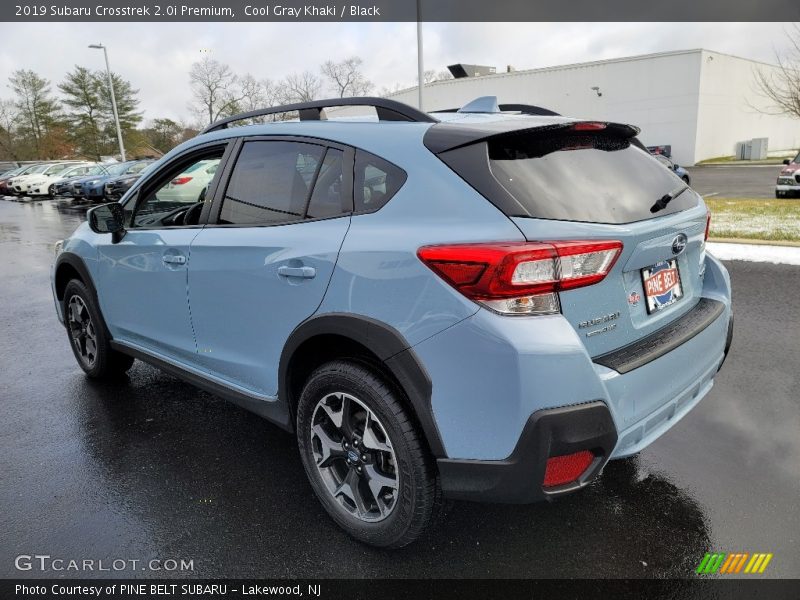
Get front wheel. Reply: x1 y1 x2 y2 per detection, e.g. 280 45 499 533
296 360 441 548
63 279 134 378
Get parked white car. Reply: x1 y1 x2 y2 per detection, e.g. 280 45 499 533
10 162 86 195
155 159 220 203
26 163 98 197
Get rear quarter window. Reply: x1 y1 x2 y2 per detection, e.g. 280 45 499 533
354 150 407 213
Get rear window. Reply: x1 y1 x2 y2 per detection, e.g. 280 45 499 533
477 130 698 224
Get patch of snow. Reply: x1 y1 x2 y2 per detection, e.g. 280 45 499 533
707 242 800 266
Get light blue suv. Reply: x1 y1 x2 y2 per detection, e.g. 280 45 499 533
51 96 733 548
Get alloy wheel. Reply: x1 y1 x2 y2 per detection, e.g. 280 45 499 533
310 392 399 522
67 295 97 367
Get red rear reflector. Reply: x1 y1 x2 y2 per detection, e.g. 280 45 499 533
543 450 594 487
171 176 193 185
428 262 486 286
572 122 607 131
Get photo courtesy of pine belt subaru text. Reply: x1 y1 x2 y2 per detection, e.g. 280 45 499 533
51 95 734 548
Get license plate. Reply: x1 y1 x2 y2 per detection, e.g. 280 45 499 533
641 259 683 314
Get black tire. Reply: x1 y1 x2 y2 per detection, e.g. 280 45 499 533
63 279 134 378
776 190 783 198
296 360 441 548
48 184 55 199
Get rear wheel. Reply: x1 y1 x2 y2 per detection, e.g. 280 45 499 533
63 279 134 378
296 360 441 548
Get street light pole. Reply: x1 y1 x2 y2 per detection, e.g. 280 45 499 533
416 0 424 111
89 43 126 162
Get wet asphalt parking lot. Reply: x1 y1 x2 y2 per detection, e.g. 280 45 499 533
686 164 785 199
0 198 798 579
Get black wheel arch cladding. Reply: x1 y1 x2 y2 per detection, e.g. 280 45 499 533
280 313 446 457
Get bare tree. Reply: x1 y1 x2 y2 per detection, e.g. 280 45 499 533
423 69 453 84
321 57 373 97
238 75 284 112
753 25 800 119
378 83 405 97
189 57 245 124
280 71 323 103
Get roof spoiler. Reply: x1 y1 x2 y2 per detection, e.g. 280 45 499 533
424 120 641 154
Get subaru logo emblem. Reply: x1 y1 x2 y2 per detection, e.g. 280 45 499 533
672 234 688 255
347 449 360 463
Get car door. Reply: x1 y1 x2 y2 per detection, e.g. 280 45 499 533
187 138 353 397
94 143 229 364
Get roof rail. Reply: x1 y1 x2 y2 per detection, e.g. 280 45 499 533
200 97 437 134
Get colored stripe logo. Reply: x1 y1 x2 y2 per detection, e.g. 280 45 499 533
696 552 773 574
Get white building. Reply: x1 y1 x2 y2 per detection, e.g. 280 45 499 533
389 49 800 165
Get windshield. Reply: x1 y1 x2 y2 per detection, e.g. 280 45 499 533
106 163 132 176
124 162 150 175
44 164 71 175
62 166 87 177
487 131 698 224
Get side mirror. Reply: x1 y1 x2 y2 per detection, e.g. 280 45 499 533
88 203 126 243
673 163 680 170
783 159 791 165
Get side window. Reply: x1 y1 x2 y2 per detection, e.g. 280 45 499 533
219 141 325 225
129 150 224 229
354 150 406 213
305 148 344 219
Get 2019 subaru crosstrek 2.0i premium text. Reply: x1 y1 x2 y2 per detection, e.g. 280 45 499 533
51 96 733 548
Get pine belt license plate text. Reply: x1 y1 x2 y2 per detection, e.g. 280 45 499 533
641 259 683 314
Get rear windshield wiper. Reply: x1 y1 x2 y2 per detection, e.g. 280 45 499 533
650 184 689 214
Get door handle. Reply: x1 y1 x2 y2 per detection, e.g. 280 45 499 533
162 254 187 265
277 265 316 279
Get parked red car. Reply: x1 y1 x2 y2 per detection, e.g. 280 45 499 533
776 152 800 198
0 165 41 195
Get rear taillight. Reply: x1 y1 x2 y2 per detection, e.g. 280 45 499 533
171 176 193 185
543 450 594 488
704 208 711 242
417 240 622 315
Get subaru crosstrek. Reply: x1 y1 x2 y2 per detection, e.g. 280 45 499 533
51 96 733 548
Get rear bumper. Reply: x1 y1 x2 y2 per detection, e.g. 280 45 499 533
438 401 617 503
412 254 732 502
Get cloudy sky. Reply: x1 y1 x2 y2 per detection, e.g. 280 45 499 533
1 22 795 124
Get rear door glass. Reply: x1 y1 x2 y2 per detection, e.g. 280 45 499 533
306 148 344 219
